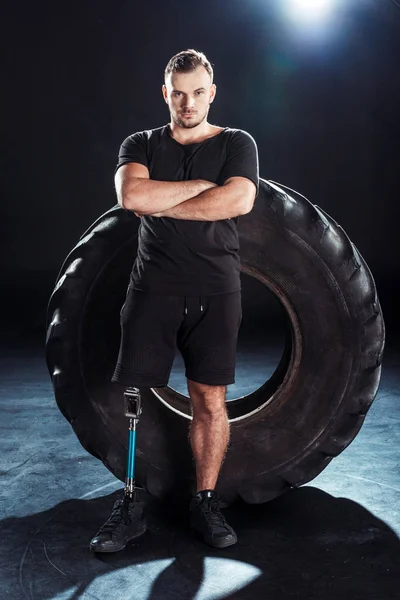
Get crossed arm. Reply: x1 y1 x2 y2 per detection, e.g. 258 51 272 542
115 163 256 221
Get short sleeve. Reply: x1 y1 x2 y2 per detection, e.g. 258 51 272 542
114 132 149 175
219 129 259 196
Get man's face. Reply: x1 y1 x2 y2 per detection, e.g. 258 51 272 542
162 66 216 129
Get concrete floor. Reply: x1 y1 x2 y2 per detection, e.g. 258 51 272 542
1 334 399 600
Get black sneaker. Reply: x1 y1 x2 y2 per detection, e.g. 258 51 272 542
190 490 237 548
90 496 146 553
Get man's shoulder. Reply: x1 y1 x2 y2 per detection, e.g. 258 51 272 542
124 125 167 143
224 127 256 140
218 127 257 146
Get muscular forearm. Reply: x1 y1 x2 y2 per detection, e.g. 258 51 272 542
122 178 216 214
149 183 245 221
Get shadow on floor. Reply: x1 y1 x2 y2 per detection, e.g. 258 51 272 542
2 486 399 599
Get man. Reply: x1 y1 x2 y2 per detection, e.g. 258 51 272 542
90 49 259 552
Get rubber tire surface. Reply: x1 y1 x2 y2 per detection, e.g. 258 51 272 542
45 179 385 505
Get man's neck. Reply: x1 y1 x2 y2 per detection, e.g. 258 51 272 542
168 121 215 145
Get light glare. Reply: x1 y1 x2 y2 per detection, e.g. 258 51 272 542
287 0 333 20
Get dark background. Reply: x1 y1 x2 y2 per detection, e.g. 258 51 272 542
2 0 399 345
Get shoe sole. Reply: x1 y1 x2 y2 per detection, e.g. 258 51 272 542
90 525 147 553
203 534 238 548
192 529 238 549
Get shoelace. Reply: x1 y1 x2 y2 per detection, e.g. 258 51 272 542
202 499 229 529
100 502 131 533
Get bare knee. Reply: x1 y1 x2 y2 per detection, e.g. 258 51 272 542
188 379 226 393
187 379 227 419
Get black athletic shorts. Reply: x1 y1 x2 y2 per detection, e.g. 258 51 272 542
111 287 242 387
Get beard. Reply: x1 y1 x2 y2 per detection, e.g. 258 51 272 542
172 107 209 129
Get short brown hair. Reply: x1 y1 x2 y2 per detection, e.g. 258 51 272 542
164 49 214 82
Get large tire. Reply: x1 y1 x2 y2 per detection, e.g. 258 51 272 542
45 180 385 505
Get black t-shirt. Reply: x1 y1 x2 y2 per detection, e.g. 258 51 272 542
116 124 259 296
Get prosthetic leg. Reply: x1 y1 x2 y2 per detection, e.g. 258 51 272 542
123 386 143 501
89 386 146 552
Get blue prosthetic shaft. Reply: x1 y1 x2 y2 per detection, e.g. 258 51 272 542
126 427 136 482
123 387 142 500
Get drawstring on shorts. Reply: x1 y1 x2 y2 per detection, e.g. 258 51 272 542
184 296 203 315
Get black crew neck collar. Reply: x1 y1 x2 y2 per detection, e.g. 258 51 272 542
166 124 227 147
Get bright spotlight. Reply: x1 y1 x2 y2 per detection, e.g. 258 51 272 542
287 0 334 21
